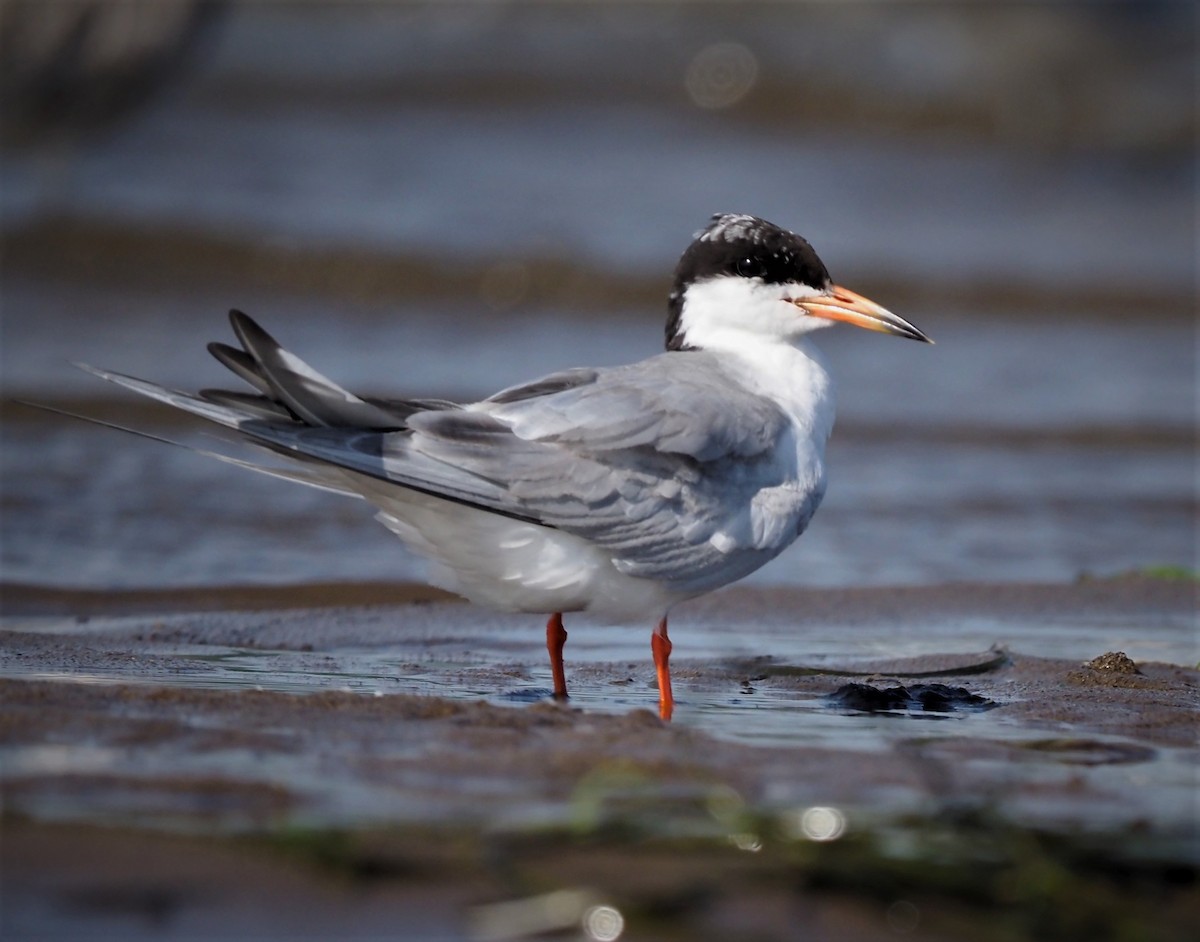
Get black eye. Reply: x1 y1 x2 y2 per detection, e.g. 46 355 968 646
735 256 762 278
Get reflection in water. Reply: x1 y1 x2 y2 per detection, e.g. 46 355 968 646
729 831 763 853
582 905 625 942
470 889 623 942
793 805 848 843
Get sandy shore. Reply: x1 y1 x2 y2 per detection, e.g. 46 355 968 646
2 578 1196 940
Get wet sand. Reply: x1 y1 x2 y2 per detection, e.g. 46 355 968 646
2 578 1196 940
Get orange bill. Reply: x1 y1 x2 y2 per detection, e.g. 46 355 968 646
796 285 932 343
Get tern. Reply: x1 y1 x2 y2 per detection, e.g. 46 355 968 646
77 213 930 720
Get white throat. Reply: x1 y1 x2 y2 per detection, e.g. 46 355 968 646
675 275 829 352
676 278 837 445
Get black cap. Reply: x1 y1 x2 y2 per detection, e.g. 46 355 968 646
666 214 832 351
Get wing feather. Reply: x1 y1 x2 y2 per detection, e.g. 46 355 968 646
484 352 788 461
79 315 812 594
226 310 409 428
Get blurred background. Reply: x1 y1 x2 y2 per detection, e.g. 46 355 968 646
1 0 1195 593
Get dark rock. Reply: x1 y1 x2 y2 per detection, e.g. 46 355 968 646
828 682 994 714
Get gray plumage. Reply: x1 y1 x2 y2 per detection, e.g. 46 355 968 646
80 310 819 598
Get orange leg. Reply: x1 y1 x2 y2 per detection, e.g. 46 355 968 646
546 612 569 700
651 616 674 721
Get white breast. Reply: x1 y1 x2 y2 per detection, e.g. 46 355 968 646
700 334 835 555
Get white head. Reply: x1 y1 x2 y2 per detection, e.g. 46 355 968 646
665 213 930 352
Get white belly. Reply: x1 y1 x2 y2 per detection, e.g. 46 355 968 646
349 473 688 620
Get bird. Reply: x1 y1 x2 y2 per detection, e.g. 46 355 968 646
77 213 931 720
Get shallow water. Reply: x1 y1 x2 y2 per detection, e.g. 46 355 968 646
1 4 1194 595
3 586 1196 840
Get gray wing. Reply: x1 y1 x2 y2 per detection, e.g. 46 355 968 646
83 314 807 586
235 358 801 585
481 352 788 461
202 310 461 428
394 353 806 584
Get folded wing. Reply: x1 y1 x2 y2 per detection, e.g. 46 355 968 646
84 311 809 590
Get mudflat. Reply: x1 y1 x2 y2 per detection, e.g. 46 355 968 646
2 578 1196 941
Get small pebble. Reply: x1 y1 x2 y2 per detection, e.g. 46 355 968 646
1084 652 1141 674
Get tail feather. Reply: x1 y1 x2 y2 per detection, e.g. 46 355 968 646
225 309 405 429
74 363 249 430
203 450 362 497
20 399 361 498
205 310 466 429
70 310 481 507
199 389 296 422
207 342 275 397
363 395 463 420
74 308 429 444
